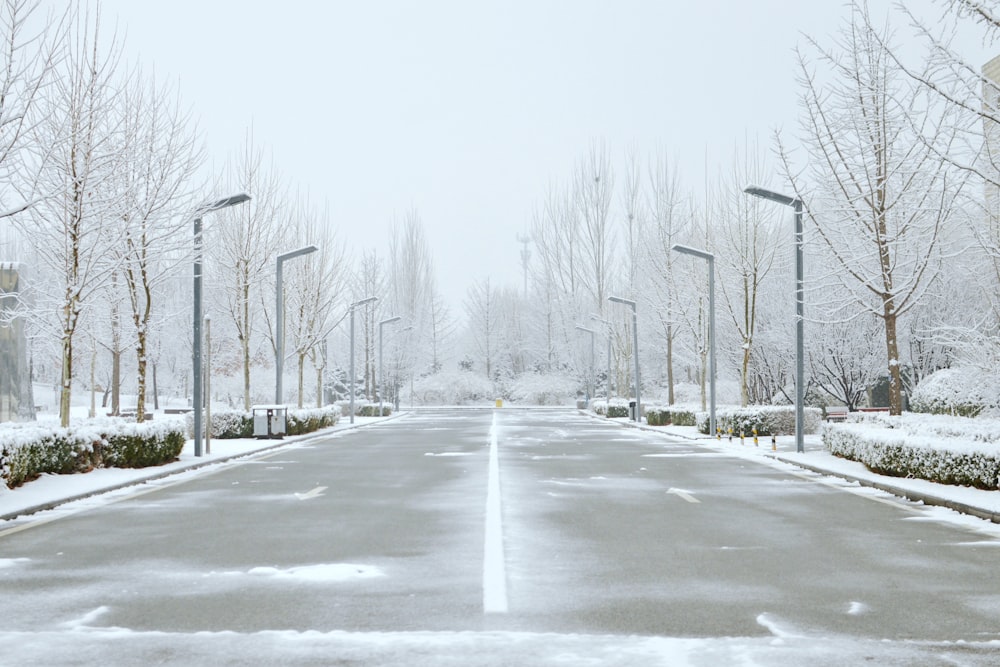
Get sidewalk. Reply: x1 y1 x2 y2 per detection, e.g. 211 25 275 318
608 416 1000 525
0 415 396 522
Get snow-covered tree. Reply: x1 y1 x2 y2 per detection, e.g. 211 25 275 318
782 1 970 415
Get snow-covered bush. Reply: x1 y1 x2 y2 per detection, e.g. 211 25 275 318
1 418 187 488
644 405 670 426
641 404 700 426
591 398 630 418
824 418 1000 489
286 406 341 434
507 373 578 406
909 368 1000 418
697 405 822 436
193 406 342 438
407 371 496 406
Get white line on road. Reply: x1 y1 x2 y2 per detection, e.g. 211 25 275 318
667 488 701 504
483 411 508 614
294 486 327 500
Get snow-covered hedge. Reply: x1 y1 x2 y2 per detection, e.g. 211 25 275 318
909 368 1000 418
1 418 186 489
824 416 1000 489
642 404 700 426
508 372 578 405
697 405 822 436
192 406 341 438
592 398 630 418
408 371 496 405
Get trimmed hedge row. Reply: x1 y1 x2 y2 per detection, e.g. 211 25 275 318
591 398 630 418
697 405 822 436
194 406 342 439
824 422 1000 490
1 420 186 489
644 405 699 427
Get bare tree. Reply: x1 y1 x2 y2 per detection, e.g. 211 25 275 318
212 128 283 410
21 3 124 426
642 150 687 405
576 142 616 311
110 65 202 420
716 138 783 407
465 277 499 379
781 1 969 415
0 0 66 221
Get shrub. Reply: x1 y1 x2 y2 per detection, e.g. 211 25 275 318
910 368 1000 418
1 419 187 488
645 406 671 426
508 373 579 406
697 405 822 436
824 419 1000 489
286 406 341 434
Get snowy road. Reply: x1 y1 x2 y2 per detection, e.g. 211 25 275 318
1 408 999 665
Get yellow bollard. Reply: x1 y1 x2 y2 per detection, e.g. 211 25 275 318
728 427 733 443
495 398 503 408
753 428 759 447
716 426 721 440
740 429 745 446
771 434 777 451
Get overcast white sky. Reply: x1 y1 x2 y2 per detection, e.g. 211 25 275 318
96 0 977 314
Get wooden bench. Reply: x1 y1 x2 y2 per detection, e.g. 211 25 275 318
164 408 193 415
825 406 849 422
857 407 890 413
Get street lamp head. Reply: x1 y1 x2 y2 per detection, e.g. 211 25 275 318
671 244 714 262
277 245 319 263
575 324 595 334
744 185 800 208
199 192 251 215
608 295 636 308
380 316 402 326
351 296 378 309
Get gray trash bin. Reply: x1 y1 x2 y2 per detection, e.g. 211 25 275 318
629 401 637 421
252 405 287 439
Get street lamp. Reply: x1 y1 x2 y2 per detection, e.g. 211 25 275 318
275 245 319 403
193 193 251 457
608 296 641 423
672 244 716 439
349 296 377 423
378 316 402 417
590 314 612 403
745 185 805 453
574 325 595 403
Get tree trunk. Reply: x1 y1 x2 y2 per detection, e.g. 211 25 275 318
666 323 675 406
111 348 120 416
59 330 72 428
883 301 903 416
135 330 147 421
297 353 305 409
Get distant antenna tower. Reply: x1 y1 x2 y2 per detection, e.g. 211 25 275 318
516 233 531 297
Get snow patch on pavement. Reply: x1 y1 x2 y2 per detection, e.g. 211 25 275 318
211 564 384 583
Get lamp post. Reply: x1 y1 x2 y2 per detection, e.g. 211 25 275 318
378 316 402 417
193 193 250 457
275 245 319 404
608 296 640 423
574 325 595 404
349 296 377 423
745 185 805 453
672 244 716 439
590 314 612 403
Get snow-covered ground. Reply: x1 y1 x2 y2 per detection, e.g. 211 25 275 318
4 410 999 528
4 409 1000 665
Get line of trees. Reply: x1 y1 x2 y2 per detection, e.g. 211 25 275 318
4 0 1000 419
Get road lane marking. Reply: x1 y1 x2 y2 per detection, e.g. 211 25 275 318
294 486 327 500
667 488 701 504
483 411 508 614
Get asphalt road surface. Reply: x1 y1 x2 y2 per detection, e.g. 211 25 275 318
2 408 999 666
